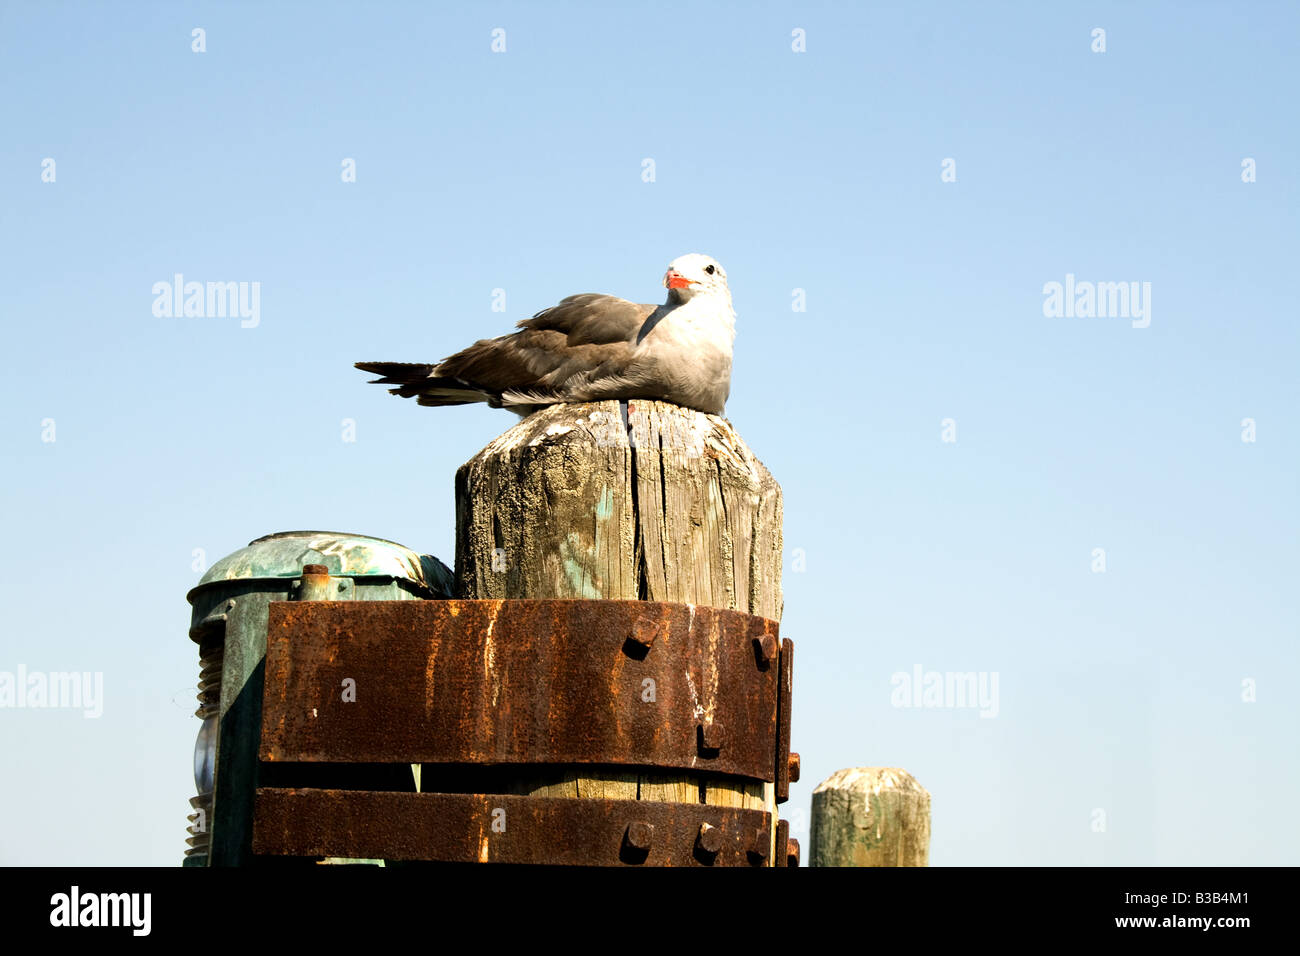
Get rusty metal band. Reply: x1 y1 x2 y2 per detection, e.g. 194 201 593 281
776 638 794 802
260 599 783 781
252 788 777 867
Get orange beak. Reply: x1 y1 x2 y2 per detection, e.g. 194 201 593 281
665 270 692 290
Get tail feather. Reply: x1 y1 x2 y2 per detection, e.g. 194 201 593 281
355 361 493 406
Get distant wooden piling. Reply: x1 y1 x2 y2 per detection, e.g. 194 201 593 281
453 399 784 853
810 767 931 867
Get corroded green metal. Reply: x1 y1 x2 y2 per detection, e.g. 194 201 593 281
190 530 454 598
184 530 451 867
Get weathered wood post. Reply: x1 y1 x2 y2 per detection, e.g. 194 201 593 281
810 767 932 866
452 399 784 849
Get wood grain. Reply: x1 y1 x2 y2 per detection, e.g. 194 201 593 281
451 400 784 858
809 767 932 867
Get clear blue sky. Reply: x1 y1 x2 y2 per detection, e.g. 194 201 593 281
2 1 1295 865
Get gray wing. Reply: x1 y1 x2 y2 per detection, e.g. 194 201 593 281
517 294 654 345
356 294 657 409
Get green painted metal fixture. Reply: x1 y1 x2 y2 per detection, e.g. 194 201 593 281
183 531 452 866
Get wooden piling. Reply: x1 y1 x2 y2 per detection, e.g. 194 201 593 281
809 767 932 866
452 399 784 852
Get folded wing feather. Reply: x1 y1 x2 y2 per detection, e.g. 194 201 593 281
355 294 657 411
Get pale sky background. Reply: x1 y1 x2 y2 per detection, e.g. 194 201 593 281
2 1 1296 865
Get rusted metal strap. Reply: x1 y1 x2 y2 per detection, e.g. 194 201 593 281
776 638 794 802
252 788 779 866
776 818 799 867
261 599 783 782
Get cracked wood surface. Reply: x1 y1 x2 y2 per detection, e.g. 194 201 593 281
455 400 782 618
452 400 783 823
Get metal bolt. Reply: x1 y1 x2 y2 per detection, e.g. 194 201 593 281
699 719 724 753
754 633 777 664
788 752 801 783
625 821 655 852
299 564 333 602
695 822 723 858
786 837 801 867
629 618 660 650
748 827 770 861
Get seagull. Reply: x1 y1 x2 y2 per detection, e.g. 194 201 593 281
356 254 735 416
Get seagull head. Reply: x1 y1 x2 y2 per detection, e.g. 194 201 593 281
663 253 730 305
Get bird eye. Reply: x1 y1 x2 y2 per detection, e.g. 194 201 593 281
705 265 715 275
